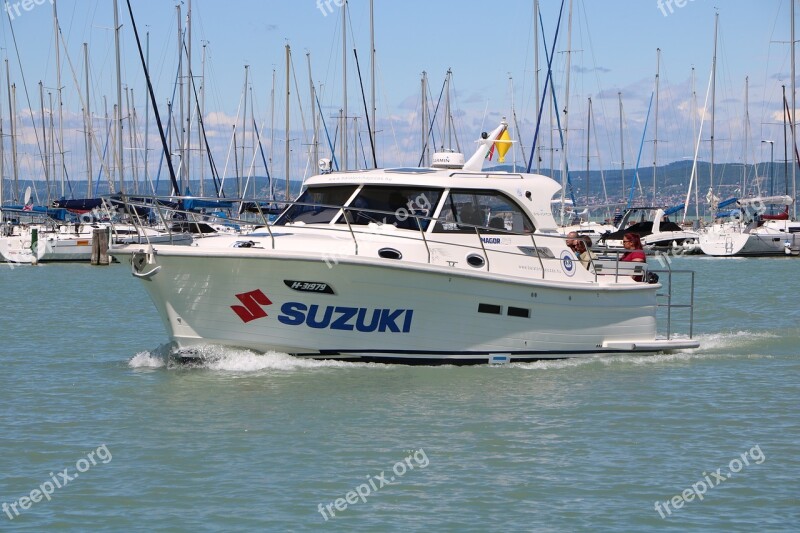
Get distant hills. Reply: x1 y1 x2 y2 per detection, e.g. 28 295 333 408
490 159 795 208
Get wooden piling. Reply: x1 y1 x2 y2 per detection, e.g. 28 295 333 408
91 228 110 265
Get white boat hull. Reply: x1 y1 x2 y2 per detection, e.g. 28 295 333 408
118 247 696 363
699 226 796 256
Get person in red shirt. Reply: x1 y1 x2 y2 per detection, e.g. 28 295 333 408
621 232 646 281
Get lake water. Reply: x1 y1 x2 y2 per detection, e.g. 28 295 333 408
0 256 798 531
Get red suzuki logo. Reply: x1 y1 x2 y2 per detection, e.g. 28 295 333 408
231 289 272 323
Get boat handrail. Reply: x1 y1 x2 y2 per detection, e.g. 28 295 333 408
649 260 695 341
106 194 672 287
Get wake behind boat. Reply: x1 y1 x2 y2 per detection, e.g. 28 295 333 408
110 123 698 364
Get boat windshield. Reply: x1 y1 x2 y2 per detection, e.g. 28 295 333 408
434 190 535 233
337 186 443 230
273 185 358 225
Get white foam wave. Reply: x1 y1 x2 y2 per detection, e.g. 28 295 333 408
200 346 376 372
510 330 779 371
128 350 167 369
127 343 386 372
127 329 782 372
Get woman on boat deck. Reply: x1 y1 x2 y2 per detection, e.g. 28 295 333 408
621 232 646 281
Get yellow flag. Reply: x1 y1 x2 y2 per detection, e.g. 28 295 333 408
496 129 512 163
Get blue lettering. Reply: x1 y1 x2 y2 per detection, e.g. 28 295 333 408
278 302 307 325
402 310 413 333
378 309 404 332
355 308 381 332
278 302 413 333
330 307 357 331
306 304 333 329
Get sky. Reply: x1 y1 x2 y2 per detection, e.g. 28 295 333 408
0 0 797 199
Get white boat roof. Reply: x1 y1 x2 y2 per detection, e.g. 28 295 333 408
302 167 563 231
300 121 563 230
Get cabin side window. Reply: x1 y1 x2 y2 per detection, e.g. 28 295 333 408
433 190 536 234
337 186 443 230
273 186 358 225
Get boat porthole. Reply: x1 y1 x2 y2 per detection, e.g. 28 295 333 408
378 248 402 260
466 253 485 268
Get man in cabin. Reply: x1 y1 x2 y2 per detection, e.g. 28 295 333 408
566 231 579 254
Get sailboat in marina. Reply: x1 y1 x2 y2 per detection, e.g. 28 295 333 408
698 11 800 257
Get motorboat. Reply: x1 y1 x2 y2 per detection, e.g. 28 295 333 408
597 206 701 254
110 122 698 364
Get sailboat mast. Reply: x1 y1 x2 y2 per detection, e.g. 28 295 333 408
792 0 797 218
710 13 718 213
619 92 624 203
743 76 749 197
113 0 125 193
0 59 4 206
560 0 574 223
510 75 525 169
8 61 19 203
586 97 591 208
144 30 150 194
692 66 698 216
186 0 192 192
53 0 64 198
369 0 376 159
49 91 56 201
131 91 141 195
285 44 290 200
39 82 50 191
341 0 347 170
270 67 275 193
83 43 93 197
241 64 249 196
126 87 137 194
200 41 206 196
783 85 789 196
307 52 318 167
653 48 660 205
534 0 541 174
421 71 428 166
176 4 185 192
445 69 451 149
